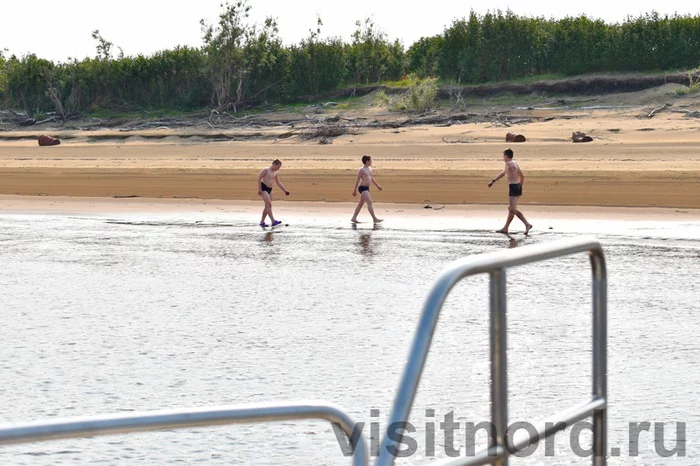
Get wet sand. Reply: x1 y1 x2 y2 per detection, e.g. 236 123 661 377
2 195 700 222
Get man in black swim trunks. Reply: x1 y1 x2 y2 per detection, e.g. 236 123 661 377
351 155 383 224
488 148 533 235
257 159 290 227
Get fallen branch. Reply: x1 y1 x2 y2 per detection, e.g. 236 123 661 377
442 136 473 144
35 116 58 125
508 118 533 125
301 124 354 140
277 131 298 139
647 103 672 118
557 97 599 105
672 109 700 118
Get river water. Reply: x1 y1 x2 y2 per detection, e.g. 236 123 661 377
1 211 699 465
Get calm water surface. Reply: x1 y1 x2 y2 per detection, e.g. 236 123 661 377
1 211 699 465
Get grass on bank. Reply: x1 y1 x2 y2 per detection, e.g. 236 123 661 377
674 68 700 95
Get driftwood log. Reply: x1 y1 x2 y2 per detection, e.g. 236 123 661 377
572 131 593 143
646 103 672 118
506 132 526 142
38 135 61 146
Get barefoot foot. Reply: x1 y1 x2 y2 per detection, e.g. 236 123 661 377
525 224 533 235
373 218 383 223
496 228 508 234
351 218 361 224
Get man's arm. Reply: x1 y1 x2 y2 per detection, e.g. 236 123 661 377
518 166 525 185
488 168 507 187
275 175 290 195
371 176 383 191
352 170 362 196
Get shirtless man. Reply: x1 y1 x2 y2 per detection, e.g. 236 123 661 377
488 148 533 235
257 159 289 227
351 155 383 224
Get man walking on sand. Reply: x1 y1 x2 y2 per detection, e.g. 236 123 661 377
488 148 533 235
351 155 383 224
257 159 290 227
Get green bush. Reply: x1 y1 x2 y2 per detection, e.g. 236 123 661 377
675 67 700 95
408 77 437 113
373 89 406 112
375 77 437 113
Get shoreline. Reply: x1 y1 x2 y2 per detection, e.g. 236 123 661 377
2 195 700 221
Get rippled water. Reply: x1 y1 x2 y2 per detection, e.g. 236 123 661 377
1 211 699 465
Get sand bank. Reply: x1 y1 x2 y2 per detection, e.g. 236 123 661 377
1 110 699 208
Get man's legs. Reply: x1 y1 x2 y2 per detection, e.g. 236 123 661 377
510 197 532 234
363 191 383 223
260 196 268 224
498 196 532 234
497 197 518 233
516 208 532 234
261 192 275 225
351 197 365 223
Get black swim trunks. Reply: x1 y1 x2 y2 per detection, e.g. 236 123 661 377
358 185 370 193
260 182 272 194
509 183 523 197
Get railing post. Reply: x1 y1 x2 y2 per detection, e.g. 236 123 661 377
591 251 607 465
490 268 508 466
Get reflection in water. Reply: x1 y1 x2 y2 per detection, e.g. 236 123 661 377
508 235 523 249
261 231 274 244
359 233 374 256
352 223 382 256
498 231 526 249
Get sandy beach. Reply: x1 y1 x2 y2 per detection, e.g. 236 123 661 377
1 94 699 209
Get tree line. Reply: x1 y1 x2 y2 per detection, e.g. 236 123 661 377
1 2 699 118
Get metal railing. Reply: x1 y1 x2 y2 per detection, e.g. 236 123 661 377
377 236 607 466
0 402 368 466
0 237 606 466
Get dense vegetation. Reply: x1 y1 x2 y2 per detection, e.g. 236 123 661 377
1 2 699 118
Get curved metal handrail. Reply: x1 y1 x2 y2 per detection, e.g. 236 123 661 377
0 401 369 466
377 236 607 466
